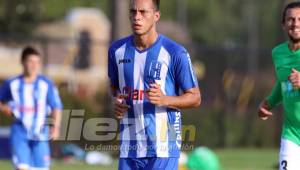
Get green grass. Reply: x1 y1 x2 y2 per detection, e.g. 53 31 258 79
0 160 119 170
216 148 278 170
0 148 278 170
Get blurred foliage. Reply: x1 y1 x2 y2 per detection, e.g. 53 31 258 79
59 87 111 119
40 0 109 21
0 0 109 35
0 0 41 34
59 86 116 148
185 0 283 46
182 107 281 148
0 0 286 47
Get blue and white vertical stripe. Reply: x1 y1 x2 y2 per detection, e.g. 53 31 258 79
108 35 198 158
0 75 63 140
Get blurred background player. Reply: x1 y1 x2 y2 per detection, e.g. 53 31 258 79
108 0 201 169
0 46 63 170
258 2 300 170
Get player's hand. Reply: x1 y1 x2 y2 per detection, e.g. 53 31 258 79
50 126 60 141
258 100 273 120
113 94 130 120
147 83 167 107
288 68 300 89
0 103 12 117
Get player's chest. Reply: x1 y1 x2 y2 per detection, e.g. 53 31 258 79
115 51 171 83
275 55 300 99
275 54 300 81
10 84 48 102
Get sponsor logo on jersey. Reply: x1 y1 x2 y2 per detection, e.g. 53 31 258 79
122 86 147 101
148 61 162 80
118 59 132 64
282 81 300 98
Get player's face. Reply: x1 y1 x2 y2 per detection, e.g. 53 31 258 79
283 8 300 43
22 54 41 76
129 0 160 36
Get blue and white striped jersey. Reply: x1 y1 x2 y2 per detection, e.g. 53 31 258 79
108 34 198 158
0 75 63 140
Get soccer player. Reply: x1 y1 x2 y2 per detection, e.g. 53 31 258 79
108 0 201 169
0 46 63 170
258 2 300 170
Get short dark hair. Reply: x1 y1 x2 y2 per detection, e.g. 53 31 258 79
282 2 300 23
130 0 160 11
21 46 40 63
152 0 160 11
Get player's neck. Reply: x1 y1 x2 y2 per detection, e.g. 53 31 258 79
133 29 158 51
23 73 38 83
288 41 300 51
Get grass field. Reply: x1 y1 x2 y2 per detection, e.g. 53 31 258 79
216 148 278 170
0 148 278 170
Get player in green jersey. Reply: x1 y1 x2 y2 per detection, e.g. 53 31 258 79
258 2 300 170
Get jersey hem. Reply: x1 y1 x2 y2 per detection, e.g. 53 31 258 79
281 135 300 146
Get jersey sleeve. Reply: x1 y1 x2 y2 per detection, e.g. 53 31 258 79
173 50 198 91
108 47 119 88
266 80 282 109
47 82 63 110
0 80 12 102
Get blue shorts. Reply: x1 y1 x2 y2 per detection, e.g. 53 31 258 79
118 157 178 170
10 122 51 169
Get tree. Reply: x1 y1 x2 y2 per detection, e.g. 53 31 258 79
0 0 41 35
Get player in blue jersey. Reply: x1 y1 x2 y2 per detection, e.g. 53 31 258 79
108 0 201 169
0 46 63 170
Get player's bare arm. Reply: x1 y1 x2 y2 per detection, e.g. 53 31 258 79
0 102 12 116
50 109 62 140
111 86 130 120
147 83 201 109
258 80 281 121
257 100 273 120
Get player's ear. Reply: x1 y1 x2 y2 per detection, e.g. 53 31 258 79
154 11 160 22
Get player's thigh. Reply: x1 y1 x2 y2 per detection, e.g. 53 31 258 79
145 157 178 170
10 123 31 169
279 139 300 170
30 140 51 168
